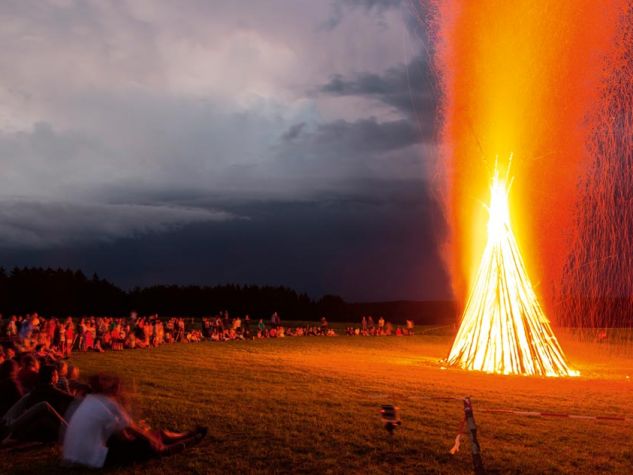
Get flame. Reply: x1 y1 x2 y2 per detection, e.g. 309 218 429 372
447 162 577 376
430 0 625 312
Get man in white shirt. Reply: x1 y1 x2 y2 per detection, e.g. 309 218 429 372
63 373 207 469
63 393 131 468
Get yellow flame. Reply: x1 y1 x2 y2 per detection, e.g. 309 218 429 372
448 162 578 377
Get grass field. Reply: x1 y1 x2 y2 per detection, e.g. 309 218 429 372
2 328 633 474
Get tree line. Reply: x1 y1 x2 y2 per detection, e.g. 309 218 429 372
0 267 455 324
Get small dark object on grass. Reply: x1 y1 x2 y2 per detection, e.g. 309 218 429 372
380 405 401 435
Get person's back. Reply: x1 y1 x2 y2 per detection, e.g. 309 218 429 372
64 373 206 469
25 365 75 417
63 392 131 468
0 360 24 417
17 356 40 393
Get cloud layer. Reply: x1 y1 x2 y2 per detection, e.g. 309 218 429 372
0 0 447 299
0 200 233 248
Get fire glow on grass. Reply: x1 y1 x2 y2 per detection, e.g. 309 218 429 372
447 161 577 377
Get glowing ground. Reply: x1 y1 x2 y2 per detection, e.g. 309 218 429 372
2 329 632 474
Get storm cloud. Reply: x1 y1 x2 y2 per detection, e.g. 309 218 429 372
0 0 448 300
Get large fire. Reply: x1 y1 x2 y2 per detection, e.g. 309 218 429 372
430 0 624 310
447 161 576 376
429 0 630 375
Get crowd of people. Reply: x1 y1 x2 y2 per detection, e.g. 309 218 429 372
0 311 415 469
345 316 415 337
0 312 416 388
1 313 205 358
0 312 414 361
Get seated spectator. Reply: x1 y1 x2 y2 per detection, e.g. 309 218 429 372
62 373 206 469
67 365 90 397
57 361 71 393
1 365 72 443
17 355 40 393
0 360 24 418
23 365 75 418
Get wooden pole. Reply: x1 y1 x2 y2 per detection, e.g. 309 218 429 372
464 397 485 475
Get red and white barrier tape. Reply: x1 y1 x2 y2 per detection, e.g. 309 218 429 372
420 396 630 422
479 408 631 422
420 396 631 455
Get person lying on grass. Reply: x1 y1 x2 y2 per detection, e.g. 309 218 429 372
1 364 74 443
62 373 207 469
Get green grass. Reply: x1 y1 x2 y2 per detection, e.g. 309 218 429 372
2 330 633 474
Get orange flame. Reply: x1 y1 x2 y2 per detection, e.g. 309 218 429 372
431 0 626 314
447 162 577 376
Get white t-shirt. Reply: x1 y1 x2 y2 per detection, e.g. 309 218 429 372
62 394 132 468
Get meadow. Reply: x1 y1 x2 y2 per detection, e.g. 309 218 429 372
2 328 633 474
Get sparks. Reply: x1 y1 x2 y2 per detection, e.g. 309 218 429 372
447 162 577 377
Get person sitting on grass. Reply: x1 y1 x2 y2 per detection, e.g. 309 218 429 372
62 373 207 469
1 364 74 443
67 365 90 397
17 354 40 393
22 365 75 419
0 360 24 418
57 361 71 393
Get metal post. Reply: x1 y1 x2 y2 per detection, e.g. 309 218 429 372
463 397 485 475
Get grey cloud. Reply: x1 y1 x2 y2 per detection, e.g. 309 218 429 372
281 122 306 142
319 55 438 125
310 118 419 153
323 0 403 30
0 200 234 248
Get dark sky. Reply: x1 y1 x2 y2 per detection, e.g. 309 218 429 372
0 0 451 301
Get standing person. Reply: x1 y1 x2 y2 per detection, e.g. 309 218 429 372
202 318 211 339
361 316 367 331
47 318 58 348
406 319 414 336
215 315 224 334
177 319 186 342
242 316 251 339
378 317 385 332
320 317 329 335
271 312 280 326
19 316 33 342
5 316 18 341
65 317 75 356
367 316 374 330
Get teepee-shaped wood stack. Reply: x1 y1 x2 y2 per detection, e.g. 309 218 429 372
447 168 576 376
